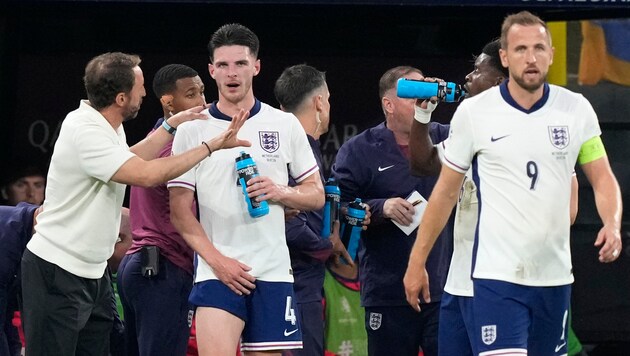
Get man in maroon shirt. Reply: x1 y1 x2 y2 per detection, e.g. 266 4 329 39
117 64 206 356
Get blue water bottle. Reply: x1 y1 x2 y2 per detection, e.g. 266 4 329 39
397 78 467 103
340 198 366 262
235 151 269 218
321 178 341 239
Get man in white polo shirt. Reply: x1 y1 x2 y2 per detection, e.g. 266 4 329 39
21 52 249 355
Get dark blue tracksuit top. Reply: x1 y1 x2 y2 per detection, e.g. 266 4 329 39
332 122 454 307
0 202 38 287
286 135 332 303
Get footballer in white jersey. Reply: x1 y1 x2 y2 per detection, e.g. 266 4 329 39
169 101 319 284
444 83 600 287
169 101 319 352
406 13 621 356
443 81 606 356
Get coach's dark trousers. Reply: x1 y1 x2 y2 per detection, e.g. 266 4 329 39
21 248 113 356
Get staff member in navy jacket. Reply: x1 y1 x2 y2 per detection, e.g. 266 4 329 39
331 66 453 356
0 203 40 356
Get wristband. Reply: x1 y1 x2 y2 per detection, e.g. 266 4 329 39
201 142 212 156
414 101 437 124
162 119 176 135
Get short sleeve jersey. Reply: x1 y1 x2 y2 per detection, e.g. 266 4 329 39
168 100 319 283
443 83 601 286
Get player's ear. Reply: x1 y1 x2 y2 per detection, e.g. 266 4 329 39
499 48 509 68
314 94 323 112
160 94 174 112
253 59 261 76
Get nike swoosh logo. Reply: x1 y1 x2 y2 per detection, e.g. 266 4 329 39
490 134 511 142
284 329 299 337
555 341 566 352
378 165 395 172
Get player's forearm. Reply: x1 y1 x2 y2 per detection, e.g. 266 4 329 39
593 173 622 230
170 202 223 267
582 157 623 230
130 115 192 160
130 127 174 160
409 120 441 177
409 165 462 267
278 179 324 211
126 145 210 187
408 192 458 268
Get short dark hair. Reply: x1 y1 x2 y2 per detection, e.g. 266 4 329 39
83 52 141 110
379 66 423 99
500 11 550 49
481 39 509 77
152 64 199 99
207 23 259 63
274 64 327 113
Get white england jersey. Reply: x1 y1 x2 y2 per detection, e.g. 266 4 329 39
168 102 319 283
443 83 601 286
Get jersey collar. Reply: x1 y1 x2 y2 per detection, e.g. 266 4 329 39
208 99 262 121
499 80 550 114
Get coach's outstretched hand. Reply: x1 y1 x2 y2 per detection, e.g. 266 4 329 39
205 108 252 153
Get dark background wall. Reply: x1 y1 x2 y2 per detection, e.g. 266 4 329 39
1 0 630 350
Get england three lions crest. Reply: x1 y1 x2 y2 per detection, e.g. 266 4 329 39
548 126 570 149
259 131 280 153
368 312 382 330
481 325 496 345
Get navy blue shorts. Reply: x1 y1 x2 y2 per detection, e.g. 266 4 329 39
190 279 303 352
438 292 475 356
473 279 571 356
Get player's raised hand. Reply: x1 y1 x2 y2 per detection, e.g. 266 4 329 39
206 108 252 152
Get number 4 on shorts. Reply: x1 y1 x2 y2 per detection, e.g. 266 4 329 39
285 296 297 325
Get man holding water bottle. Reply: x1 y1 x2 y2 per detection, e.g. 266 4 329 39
169 24 324 356
331 66 453 356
